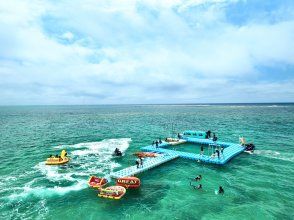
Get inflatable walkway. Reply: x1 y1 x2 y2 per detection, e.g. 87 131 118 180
110 153 179 178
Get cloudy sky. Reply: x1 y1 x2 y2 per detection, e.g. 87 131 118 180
0 0 293 105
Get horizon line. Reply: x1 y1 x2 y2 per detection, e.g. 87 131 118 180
0 102 293 107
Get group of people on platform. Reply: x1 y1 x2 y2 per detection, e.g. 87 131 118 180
190 174 225 195
206 130 218 142
209 146 225 159
200 144 225 160
152 138 162 148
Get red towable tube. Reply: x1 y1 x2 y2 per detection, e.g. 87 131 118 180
116 177 141 189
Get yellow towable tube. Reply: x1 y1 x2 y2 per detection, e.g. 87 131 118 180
98 186 126 200
45 150 69 165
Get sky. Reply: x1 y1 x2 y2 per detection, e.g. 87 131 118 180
0 0 293 105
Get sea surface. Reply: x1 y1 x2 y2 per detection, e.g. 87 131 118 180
0 104 293 220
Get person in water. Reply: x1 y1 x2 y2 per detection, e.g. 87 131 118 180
195 175 202 181
218 186 224 194
207 130 211 139
159 138 162 144
155 140 159 148
196 184 202 190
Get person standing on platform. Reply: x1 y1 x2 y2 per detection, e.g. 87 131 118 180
216 149 220 159
136 158 140 168
139 157 143 168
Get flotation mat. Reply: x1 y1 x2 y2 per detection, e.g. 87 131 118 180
45 150 69 165
116 177 140 189
88 176 108 188
98 186 126 200
134 152 158 158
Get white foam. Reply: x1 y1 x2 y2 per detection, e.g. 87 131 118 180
255 150 294 162
34 162 75 182
3 138 131 202
6 179 88 201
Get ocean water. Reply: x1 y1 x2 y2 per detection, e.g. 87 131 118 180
0 104 293 220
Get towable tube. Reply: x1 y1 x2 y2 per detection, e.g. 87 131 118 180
116 177 140 189
98 186 126 200
45 150 69 165
134 152 158 158
88 176 108 188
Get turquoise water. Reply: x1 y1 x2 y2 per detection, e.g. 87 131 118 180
0 104 293 219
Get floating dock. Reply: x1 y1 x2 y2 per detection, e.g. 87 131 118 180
110 154 179 178
141 137 245 165
110 135 245 178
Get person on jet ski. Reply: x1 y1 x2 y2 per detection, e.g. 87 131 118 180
245 143 255 152
114 148 122 156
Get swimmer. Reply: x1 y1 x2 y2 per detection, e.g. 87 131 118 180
218 186 224 194
195 175 202 181
194 184 202 190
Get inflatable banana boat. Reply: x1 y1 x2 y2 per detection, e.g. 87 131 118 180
134 152 159 158
88 176 108 188
116 177 140 189
98 186 126 200
45 150 69 165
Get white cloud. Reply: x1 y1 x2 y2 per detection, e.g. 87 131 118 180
0 0 293 104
